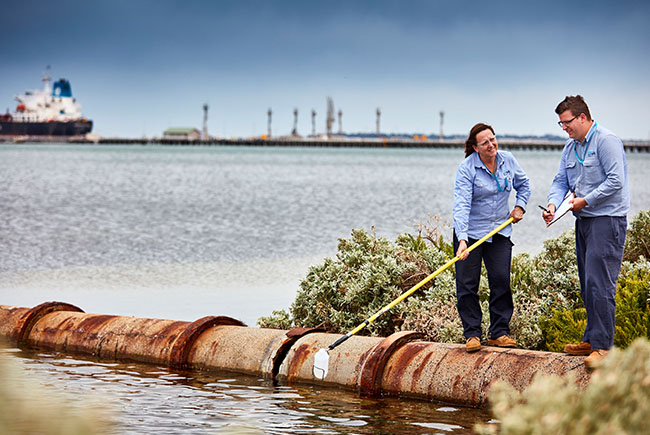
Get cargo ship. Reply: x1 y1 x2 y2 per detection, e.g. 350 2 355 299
0 70 92 136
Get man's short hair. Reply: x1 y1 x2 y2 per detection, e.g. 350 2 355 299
555 95 592 120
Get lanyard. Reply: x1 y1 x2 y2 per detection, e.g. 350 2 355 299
574 122 597 164
480 157 508 192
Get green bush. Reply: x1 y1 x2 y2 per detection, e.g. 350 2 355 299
511 231 581 350
614 258 650 348
258 210 650 351
257 309 292 330
475 337 650 435
282 228 449 336
539 257 650 351
538 308 587 352
623 209 650 263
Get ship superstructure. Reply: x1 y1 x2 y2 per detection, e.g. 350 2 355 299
0 70 93 136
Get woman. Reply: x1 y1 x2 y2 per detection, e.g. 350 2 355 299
453 123 530 352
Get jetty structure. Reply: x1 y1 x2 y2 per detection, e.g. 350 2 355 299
3 132 649 152
1 302 591 407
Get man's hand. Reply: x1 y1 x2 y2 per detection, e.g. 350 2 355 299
456 239 469 260
542 204 556 224
570 197 587 212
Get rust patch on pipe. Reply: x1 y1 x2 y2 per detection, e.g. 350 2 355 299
269 328 323 379
70 315 119 355
410 351 433 391
286 343 312 381
13 301 84 344
285 327 322 338
382 341 429 392
169 315 246 369
359 331 424 397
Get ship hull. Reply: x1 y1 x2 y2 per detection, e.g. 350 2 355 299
0 120 93 136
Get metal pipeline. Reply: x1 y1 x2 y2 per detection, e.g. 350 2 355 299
0 302 591 407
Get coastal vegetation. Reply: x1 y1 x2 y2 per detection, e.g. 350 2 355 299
258 210 650 351
475 337 650 434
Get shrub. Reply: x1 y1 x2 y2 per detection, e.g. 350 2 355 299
475 337 650 435
258 210 650 351
257 309 292 330
623 209 650 263
538 308 587 352
279 228 444 336
614 258 650 348
512 231 581 350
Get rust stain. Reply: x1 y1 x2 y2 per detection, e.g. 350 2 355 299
68 315 118 354
13 302 83 344
409 351 433 391
382 342 427 392
359 332 423 397
286 343 311 381
285 327 323 338
170 316 244 369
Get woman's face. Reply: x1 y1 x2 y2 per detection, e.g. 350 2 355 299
473 128 498 160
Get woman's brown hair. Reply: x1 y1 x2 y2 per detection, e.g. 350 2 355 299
464 123 494 157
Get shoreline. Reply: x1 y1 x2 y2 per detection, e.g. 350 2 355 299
2 135 650 152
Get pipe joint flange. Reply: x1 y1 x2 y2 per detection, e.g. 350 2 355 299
13 301 84 344
359 330 424 397
169 315 246 369
265 327 324 378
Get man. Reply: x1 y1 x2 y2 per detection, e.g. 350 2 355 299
542 95 629 368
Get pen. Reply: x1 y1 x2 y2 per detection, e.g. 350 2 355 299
538 205 551 213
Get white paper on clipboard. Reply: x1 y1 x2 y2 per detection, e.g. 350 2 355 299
547 191 575 227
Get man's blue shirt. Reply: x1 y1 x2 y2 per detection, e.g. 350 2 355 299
453 150 530 242
547 122 629 217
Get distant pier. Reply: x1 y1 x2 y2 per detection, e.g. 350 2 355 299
2 135 650 152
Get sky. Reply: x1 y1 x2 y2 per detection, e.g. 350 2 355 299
2 0 649 140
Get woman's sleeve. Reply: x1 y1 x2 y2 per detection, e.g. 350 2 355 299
453 163 473 241
512 155 531 210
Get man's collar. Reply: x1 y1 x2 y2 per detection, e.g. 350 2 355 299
576 121 597 144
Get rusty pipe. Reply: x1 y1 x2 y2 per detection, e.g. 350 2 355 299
0 303 591 407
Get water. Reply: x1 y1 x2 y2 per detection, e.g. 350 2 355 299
2 347 491 434
1 144 649 432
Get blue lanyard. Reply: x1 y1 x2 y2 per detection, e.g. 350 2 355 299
574 122 597 164
480 158 508 192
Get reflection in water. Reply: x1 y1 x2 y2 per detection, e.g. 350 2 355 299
4 347 493 434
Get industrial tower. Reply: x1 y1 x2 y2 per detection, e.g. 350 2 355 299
326 98 335 137
376 108 381 137
338 109 342 135
292 108 298 136
202 103 209 140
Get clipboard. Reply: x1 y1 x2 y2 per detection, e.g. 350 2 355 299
546 191 575 227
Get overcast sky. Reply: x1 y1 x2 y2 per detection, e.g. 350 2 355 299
2 0 649 139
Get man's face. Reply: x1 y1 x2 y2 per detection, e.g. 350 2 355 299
558 110 589 141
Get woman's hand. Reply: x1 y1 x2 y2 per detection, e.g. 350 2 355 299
456 239 469 260
510 206 525 223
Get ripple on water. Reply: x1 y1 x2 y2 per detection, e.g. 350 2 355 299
2 347 493 434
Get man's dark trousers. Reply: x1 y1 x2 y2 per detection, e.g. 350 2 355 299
575 215 627 350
